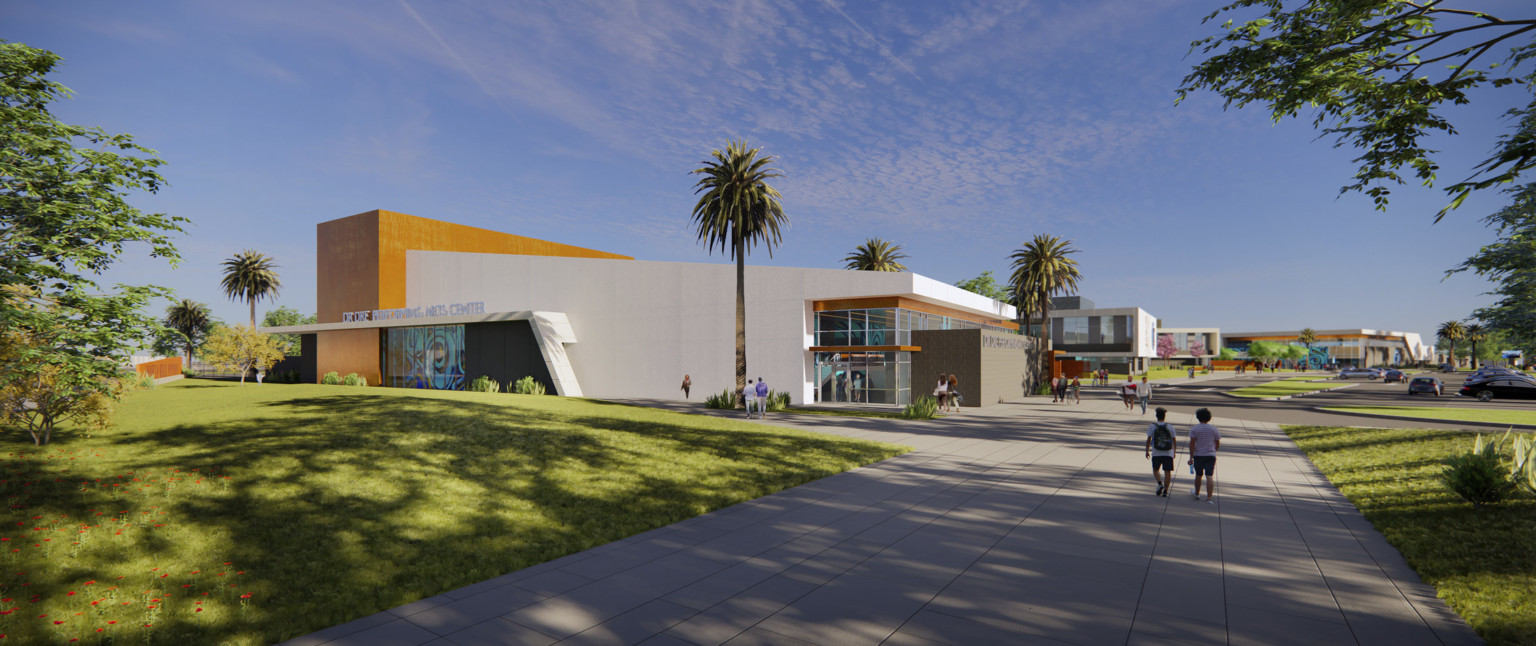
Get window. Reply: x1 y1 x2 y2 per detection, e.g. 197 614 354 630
1100 316 1117 344
1062 317 1089 345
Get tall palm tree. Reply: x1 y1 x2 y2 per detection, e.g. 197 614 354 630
1464 322 1486 370
691 140 789 402
1008 234 1082 388
843 238 909 272
1438 320 1465 368
1297 328 1318 370
163 299 211 367
220 250 282 328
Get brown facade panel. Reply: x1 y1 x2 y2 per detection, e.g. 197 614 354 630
316 328 382 385
316 212 381 324
912 329 1037 407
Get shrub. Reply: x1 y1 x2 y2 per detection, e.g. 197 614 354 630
133 372 157 390
284 370 300 384
1442 434 1519 508
321 371 341 385
342 373 367 387
181 368 196 378
1034 382 1051 396
513 376 546 395
900 395 939 420
764 390 792 412
469 375 501 393
1509 431 1536 495
704 388 737 409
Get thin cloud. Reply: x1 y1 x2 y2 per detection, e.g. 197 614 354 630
819 0 922 81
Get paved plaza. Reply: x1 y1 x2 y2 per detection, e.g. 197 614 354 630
285 387 1481 646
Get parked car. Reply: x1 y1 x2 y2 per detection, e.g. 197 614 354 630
1338 367 1382 380
1440 363 1458 373
1458 374 1536 401
1382 369 1407 383
1407 377 1443 396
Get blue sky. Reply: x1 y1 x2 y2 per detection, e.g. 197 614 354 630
5 0 1530 342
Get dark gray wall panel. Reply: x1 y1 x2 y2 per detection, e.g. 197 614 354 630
465 321 555 394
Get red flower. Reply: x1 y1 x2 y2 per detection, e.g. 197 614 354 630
52 620 62 624
65 591 75 596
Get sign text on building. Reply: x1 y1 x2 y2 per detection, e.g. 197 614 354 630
342 301 486 323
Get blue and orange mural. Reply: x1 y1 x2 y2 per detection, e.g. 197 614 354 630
383 325 466 390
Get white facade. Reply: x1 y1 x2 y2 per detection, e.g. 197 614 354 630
404 251 1014 403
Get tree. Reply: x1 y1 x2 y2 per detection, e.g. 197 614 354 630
1189 338 1208 361
1178 1 1536 218
843 238 909 272
1008 235 1082 386
1246 340 1283 370
200 326 287 385
690 140 789 402
1449 183 1536 348
1217 347 1238 361
262 306 316 356
954 270 1011 301
162 299 211 366
1297 328 1318 369
1281 343 1310 369
220 250 282 328
1439 320 1467 366
0 42 185 445
1464 322 1488 369
1156 333 1179 365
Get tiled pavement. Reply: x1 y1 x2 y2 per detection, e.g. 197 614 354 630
283 390 1481 646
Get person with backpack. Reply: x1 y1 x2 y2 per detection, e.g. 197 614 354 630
1144 407 1178 496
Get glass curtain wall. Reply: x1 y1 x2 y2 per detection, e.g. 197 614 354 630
812 307 1013 405
382 325 467 390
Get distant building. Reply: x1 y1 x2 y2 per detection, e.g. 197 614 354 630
1223 329 1431 368
1156 327 1222 366
1028 296 1159 375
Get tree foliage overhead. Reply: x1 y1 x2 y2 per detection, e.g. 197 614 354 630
954 270 1011 301
1178 1 1536 217
0 42 185 443
842 238 909 272
1449 182 1536 350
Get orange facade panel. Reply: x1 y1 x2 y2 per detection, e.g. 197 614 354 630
315 329 381 385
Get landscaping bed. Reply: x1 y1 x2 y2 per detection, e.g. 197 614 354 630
1227 376 1347 398
1 382 908 644
1284 425 1536 645
1320 405 1536 427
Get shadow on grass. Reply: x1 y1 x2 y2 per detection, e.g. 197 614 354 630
78 393 899 644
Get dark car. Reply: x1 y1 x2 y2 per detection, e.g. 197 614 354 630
1408 377 1442 396
1382 369 1407 383
1440 363 1458 373
1458 374 1536 401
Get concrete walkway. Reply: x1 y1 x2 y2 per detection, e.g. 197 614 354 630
284 392 1481 646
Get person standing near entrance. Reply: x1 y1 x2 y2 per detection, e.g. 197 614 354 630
1188 408 1221 504
681 374 691 399
754 376 769 418
1138 376 1153 414
743 379 756 418
1144 407 1178 496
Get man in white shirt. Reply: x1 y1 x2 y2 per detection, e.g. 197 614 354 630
743 379 756 418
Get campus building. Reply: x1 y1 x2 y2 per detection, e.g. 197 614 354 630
1222 329 1433 368
1030 296 1159 375
264 210 1039 407
1156 327 1222 367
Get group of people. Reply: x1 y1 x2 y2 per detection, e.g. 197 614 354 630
1118 375 1154 413
1144 406 1222 503
933 373 962 412
1088 368 1112 387
742 377 771 418
1049 376 1080 404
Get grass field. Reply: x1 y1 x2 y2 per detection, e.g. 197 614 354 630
1322 405 1536 426
0 381 908 644
1284 426 1536 645
1227 376 1346 398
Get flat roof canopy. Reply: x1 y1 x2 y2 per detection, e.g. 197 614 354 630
263 310 550 334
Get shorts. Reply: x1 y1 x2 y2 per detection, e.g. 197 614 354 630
1151 456 1173 471
1192 455 1216 476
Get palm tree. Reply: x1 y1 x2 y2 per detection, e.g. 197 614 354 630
220 250 282 328
690 140 789 402
163 299 211 367
1008 234 1082 388
1464 322 1486 370
1296 328 1317 370
843 238 909 272
1438 320 1465 368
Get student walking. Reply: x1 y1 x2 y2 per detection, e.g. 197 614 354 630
681 374 691 399
947 374 961 412
1050 377 1060 403
743 379 757 419
1144 407 1178 496
1055 376 1068 404
934 374 949 409
1070 376 1081 404
754 377 769 419
1188 408 1222 504
1138 376 1153 414
1120 376 1136 410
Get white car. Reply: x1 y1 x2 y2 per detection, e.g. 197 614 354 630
1338 367 1382 380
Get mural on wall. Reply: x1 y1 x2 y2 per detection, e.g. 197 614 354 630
384 325 466 390
1308 346 1331 370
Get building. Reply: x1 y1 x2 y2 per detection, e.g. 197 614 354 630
264 210 1039 407
1031 296 1159 375
1155 327 1222 367
1222 329 1432 368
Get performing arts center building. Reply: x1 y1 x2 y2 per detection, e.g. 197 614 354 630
264 210 1039 408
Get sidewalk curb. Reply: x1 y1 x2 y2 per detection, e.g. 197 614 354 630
1307 405 1536 430
1219 382 1360 402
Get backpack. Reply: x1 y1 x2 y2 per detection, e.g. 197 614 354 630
1152 423 1174 452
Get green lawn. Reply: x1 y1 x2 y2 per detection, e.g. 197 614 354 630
1 382 908 645
1227 376 1346 398
1322 405 1536 426
1285 426 1536 645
